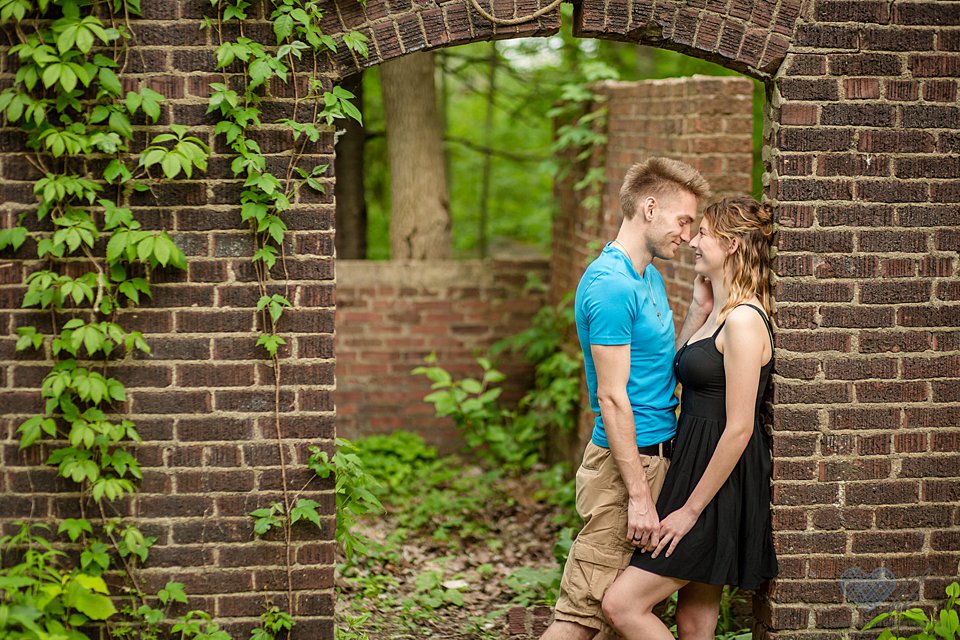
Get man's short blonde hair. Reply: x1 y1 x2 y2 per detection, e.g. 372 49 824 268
619 157 712 220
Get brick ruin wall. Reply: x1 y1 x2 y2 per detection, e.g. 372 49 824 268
334 258 548 454
0 1 958 638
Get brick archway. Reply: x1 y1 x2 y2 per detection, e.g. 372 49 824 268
321 0 800 81
3 1 959 639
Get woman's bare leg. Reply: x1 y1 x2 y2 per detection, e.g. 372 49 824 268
602 566 685 640
675 581 723 640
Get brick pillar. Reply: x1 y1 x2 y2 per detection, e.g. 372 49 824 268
765 1 960 635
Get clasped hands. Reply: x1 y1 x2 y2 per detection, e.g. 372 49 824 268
627 502 699 560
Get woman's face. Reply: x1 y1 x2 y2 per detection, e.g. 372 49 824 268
689 216 730 279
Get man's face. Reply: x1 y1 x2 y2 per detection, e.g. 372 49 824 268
644 190 698 261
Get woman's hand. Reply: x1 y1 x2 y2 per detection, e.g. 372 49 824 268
691 274 713 315
650 505 700 559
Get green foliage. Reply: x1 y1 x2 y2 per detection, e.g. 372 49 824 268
309 439 384 559
494 282 581 436
249 605 295 640
347 431 440 499
502 566 561 606
413 285 580 473
864 582 960 640
139 124 210 179
0 521 117 638
414 353 546 471
349 431 502 546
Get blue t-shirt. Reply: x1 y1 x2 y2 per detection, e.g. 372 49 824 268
575 243 679 448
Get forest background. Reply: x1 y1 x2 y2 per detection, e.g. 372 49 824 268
334 5 765 261
333 13 767 637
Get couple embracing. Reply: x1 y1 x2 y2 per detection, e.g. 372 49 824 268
542 158 779 640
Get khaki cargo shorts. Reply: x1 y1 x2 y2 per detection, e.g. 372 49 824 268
553 441 669 632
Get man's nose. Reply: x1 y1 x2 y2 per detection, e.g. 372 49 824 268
681 227 692 243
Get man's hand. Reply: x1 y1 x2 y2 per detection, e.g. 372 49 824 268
650 505 699 559
627 495 661 551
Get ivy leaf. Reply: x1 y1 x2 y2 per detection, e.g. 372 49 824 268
342 31 369 59
273 14 293 43
255 334 285 358
58 518 94 542
17 416 55 449
15 326 43 351
64 575 116 620
290 499 322 528
158 582 188 606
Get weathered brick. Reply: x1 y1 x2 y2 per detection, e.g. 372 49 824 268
894 3 960 25
795 24 858 49
847 480 920 505
862 27 936 51
852 531 925 554
779 127 853 151
886 79 921 101
779 77 839 100
856 380 929 403
859 330 933 353
923 79 958 102
814 0 890 23
824 358 898 380
860 281 931 304
828 53 902 75
903 105 960 128
828 407 900 430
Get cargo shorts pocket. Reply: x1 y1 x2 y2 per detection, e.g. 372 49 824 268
558 539 625 615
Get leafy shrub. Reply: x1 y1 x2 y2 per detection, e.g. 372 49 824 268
864 581 960 640
413 354 543 471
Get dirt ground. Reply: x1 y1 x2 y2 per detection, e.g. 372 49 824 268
335 474 570 639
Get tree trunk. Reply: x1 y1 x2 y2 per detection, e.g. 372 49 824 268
380 51 451 259
478 42 498 259
334 72 367 259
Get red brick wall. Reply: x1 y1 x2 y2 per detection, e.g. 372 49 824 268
335 258 548 454
2 0 959 638
764 2 960 635
550 75 755 460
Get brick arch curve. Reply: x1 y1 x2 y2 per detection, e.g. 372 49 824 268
320 0 801 81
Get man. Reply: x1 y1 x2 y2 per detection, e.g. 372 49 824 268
542 157 713 640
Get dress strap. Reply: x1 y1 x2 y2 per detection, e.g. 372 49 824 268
715 304 774 350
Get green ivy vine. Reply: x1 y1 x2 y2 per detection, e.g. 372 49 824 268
0 0 371 634
204 0 370 629
0 0 226 636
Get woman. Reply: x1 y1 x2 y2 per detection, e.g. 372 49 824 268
602 196 779 639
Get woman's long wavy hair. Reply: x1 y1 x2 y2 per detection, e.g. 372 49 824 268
703 196 775 324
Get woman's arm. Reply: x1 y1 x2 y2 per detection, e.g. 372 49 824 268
650 305 769 558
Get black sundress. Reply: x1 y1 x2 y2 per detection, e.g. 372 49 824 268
629 303 779 589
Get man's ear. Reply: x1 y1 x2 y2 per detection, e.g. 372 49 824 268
643 196 657 221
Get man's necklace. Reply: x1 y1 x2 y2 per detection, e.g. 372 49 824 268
612 240 664 327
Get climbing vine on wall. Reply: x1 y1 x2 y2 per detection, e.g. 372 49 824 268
0 0 370 636
0 0 222 636
204 0 371 627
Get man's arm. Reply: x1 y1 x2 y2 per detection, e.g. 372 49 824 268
675 274 713 349
591 343 660 551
